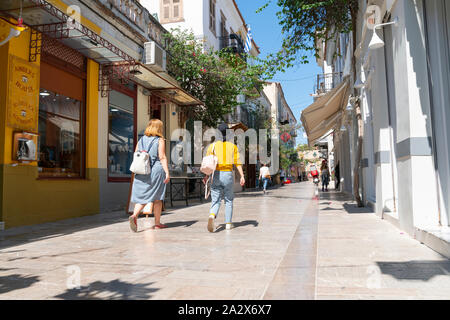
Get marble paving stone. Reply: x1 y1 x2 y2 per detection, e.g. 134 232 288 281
0 183 313 300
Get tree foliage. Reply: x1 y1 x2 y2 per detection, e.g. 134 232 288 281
257 0 359 76
163 28 266 127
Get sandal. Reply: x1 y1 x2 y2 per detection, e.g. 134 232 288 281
154 224 168 229
129 215 138 232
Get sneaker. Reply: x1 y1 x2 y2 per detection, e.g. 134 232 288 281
207 214 215 233
263 189 266 194
225 223 232 230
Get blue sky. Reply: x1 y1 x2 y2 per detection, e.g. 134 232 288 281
235 0 322 145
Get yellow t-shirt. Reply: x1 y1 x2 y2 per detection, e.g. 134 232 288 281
206 141 242 172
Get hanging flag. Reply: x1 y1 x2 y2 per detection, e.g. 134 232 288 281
244 26 252 53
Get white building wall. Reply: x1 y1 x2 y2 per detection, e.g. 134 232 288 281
142 0 250 53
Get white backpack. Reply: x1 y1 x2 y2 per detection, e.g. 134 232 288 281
200 143 218 199
129 137 156 175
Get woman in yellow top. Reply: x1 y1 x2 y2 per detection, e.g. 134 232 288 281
204 123 245 232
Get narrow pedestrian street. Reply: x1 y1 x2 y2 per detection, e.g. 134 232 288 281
0 182 449 300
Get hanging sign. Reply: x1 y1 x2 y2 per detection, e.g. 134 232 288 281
7 55 39 132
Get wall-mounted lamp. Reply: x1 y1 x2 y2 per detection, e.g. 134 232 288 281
354 73 364 89
345 102 354 113
0 18 26 47
369 16 399 50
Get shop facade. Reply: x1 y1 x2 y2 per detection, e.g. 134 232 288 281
0 0 200 228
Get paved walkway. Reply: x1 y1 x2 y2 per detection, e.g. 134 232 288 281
0 182 449 299
316 191 450 299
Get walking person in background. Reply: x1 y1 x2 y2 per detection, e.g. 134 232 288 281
259 163 271 194
280 169 285 184
335 161 340 190
203 123 245 232
129 119 170 232
321 161 330 192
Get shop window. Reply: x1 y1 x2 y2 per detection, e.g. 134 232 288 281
38 43 86 179
150 94 164 120
38 89 83 178
108 85 136 181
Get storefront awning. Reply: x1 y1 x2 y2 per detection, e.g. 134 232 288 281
0 0 136 64
131 63 203 106
301 77 350 146
0 0 203 106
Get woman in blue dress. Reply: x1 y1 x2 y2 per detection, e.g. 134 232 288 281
129 119 170 232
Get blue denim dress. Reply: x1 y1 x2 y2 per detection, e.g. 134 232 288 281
131 136 166 204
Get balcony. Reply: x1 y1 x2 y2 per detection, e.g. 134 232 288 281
313 72 343 96
105 0 168 49
219 34 246 59
228 104 256 128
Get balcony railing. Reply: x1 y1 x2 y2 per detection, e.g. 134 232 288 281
219 34 246 59
313 72 343 95
105 0 168 49
228 104 255 128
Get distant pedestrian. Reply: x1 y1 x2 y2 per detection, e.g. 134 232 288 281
129 119 170 232
321 162 330 192
203 123 245 232
259 163 271 194
335 161 340 190
280 169 285 184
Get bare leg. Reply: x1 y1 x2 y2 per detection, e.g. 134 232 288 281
145 203 154 217
132 203 145 218
153 200 162 225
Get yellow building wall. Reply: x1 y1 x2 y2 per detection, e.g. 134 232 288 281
0 29 100 229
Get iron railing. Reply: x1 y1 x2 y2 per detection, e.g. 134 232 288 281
313 72 343 95
219 33 246 58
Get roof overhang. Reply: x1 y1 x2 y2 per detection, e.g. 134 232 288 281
0 0 136 64
131 63 203 106
228 122 248 132
0 0 202 106
301 77 350 147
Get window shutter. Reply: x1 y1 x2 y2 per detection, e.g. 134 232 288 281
162 0 170 21
173 0 180 19
210 0 216 34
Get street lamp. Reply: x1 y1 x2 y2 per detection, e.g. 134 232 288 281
369 16 399 50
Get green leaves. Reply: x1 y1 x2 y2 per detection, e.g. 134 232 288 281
163 28 266 127
259 0 358 77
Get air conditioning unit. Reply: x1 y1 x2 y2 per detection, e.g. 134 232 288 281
143 41 167 72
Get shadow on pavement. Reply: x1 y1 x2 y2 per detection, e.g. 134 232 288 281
0 211 130 252
54 279 160 299
0 273 40 295
215 220 259 232
342 203 373 214
376 260 450 281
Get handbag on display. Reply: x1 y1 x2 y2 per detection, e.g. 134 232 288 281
200 142 218 199
129 137 157 175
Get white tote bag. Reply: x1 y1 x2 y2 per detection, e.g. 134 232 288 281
200 143 218 199
129 137 156 175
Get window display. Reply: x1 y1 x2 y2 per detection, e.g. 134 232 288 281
38 89 83 178
108 88 135 180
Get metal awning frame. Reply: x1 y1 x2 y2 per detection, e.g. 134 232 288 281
23 0 135 63
0 0 137 97
2 0 203 104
